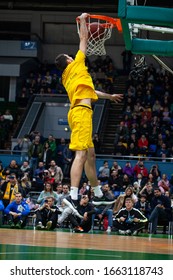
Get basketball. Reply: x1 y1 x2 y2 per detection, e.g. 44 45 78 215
88 22 105 39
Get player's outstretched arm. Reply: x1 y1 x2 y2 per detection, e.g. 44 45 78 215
78 13 89 54
95 90 123 103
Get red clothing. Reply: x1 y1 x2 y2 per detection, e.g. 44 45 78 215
138 138 149 149
133 164 148 177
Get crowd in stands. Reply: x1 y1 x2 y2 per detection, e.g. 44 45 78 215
17 55 117 108
114 63 173 158
0 152 173 234
1 54 173 235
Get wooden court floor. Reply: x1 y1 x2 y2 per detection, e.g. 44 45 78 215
0 228 173 260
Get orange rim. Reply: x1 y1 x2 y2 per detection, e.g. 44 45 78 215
76 14 122 32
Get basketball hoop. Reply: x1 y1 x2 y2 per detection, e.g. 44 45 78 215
76 14 122 56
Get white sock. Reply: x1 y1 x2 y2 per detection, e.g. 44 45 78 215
93 186 103 198
70 186 78 200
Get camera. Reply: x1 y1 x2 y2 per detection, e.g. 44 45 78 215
44 199 48 203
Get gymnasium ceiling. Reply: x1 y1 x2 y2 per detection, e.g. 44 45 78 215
0 1 172 12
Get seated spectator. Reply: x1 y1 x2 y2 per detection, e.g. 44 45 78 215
108 170 123 197
97 160 110 183
3 160 20 179
156 143 170 159
37 182 59 205
162 106 171 124
126 142 138 156
122 161 134 180
19 161 31 179
35 197 60 230
32 161 45 191
62 194 95 232
139 182 154 205
114 140 127 156
0 174 23 207
158 174 170 194
114 121 129 147
133 160 148 179
110 161 122 175
55 183 63 196
19 173 32 197
143 173 158 188
113 197 148 235
149 164 161 182
43 169 56 187
92 183 115 233
137 134 149 155
135 194 151 219
79 182 90 196
113 185 138 214
4 192 30 228
121 174 132 192
149 188 172 234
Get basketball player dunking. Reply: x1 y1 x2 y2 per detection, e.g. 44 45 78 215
55 13 123 205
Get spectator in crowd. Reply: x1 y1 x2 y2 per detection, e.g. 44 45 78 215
97 160 110 183
92 183 115 233
139 182 154 205
63 194 95 232
4 192 30 229
35 197 60 230
114 121 129 147
133 160 148 179
55 183 63 196
45 134 57 160
137 134 149 155
113 197 148 235
3 160 20 179
149 188 172 234
17 134 31 162
28 135 43 175
158 173 170 194
56 138 66 169
0 174 23 207
19 173 32 196
92 133 101 154
62 143 73 179
149 164 161 182
135 194 151 219
108 170 123 197
32 161 45 190
122 161 134 181
41 141 53 169
110 161 122 175
113 185 138 214
19 160 31 179
37 182 59 205
48 160 63 184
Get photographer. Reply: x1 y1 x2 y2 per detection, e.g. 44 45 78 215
35 197 60 230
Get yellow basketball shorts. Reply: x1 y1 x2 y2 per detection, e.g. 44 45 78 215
68 105 94 151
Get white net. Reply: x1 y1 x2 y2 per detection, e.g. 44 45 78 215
77 17 114 56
